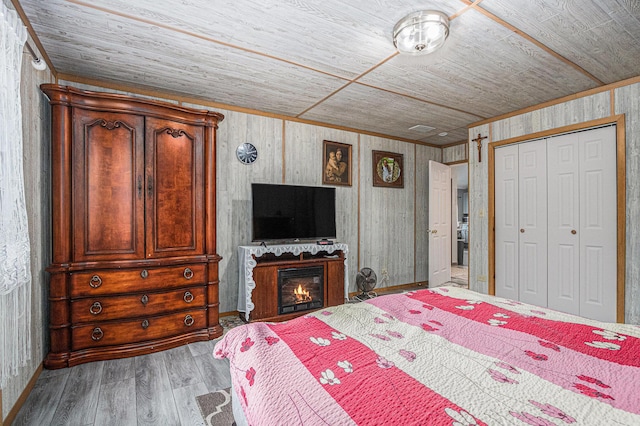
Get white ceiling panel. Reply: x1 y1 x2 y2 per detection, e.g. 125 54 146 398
22 0 349 116
299 83 480 141
481 0 640 84
361 8 600 118
15 0 640 145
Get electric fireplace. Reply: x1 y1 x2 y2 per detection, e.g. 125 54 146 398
278 266 324 315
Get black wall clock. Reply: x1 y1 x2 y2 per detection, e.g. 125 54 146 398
236 143 258 164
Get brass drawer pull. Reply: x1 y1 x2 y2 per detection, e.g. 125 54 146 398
141 319 149 329
91 327 104 341
140 269 148 278
89 301 103 315
141 294 149 306
89 275 102 288
183 291 194 303
183 267 194 280
184 314 194 327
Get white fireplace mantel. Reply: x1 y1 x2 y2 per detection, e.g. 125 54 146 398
237 243 349 321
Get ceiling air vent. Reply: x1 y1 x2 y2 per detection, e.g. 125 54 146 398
408 124 436 134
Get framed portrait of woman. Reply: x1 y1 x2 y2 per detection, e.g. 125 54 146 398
322 140 352 186
372 150 403 188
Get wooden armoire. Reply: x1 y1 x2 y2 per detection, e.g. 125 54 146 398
42 85 224 368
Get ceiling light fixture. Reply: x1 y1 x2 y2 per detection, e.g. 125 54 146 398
393 10 450 55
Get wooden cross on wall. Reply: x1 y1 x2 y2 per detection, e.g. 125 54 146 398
472 133 488 162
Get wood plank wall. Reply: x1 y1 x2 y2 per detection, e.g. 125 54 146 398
173 103 443 311
442 143 468 164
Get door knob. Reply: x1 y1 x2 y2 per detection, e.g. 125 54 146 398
571 229 577 235
520 229 525 233
431 229 438 234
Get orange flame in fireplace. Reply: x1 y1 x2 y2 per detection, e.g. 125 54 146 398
294 284 311 302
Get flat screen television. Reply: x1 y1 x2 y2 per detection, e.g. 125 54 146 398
252 183 336 242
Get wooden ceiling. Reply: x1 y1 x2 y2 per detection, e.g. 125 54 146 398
15 0 640 145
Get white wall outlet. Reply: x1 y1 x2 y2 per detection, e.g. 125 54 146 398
478 275 487 282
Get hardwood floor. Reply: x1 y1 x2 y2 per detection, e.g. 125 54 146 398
12 338 231 425
11 277 471 426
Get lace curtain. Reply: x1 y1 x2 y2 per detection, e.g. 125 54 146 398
0 2 32 387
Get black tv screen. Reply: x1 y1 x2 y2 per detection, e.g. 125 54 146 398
252 183 336 242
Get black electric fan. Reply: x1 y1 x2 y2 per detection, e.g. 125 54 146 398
354 267 378 301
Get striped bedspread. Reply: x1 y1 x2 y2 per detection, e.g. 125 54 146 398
214 286 640 425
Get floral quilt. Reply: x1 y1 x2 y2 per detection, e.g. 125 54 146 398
214 286 640 425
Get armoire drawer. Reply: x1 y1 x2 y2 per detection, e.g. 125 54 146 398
69 264 206 297
71 286 205 323
71 309 207 351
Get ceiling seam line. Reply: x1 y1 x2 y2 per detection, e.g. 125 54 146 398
56 71 441 148
449 0 485 21
295 52 398 118
354 82 486 119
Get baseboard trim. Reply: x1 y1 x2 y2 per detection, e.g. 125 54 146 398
349 281 428 298
4 362 43 426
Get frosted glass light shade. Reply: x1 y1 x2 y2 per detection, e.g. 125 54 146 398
393 10 450 55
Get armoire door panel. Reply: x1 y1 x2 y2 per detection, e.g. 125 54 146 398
579 126 617 322
145 118 205 258
547 134 579 315
72 109 145 261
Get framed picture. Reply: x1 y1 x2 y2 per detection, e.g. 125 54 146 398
322 140 352 186
372 150 404 188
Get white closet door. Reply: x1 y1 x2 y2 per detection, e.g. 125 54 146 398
495 145 519 301
518 140 547 307
547 134 580 315
579 126 617 322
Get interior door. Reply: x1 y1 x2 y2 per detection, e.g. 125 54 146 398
451 167 458 263
428 160 451 287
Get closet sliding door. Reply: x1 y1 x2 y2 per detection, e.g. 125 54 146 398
495 145 519 301
547 126 617 322
518 140 548 307
495 140 547 306
494 126 616 322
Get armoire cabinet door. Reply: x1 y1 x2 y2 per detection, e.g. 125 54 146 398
72 109 145 261
145 117 204 258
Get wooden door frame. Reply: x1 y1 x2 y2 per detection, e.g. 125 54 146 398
488 115 626 323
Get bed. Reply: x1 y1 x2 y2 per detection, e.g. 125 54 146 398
214 286 640 425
